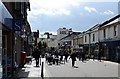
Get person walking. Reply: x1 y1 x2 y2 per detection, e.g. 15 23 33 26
64 52 69 63
70 52 77 67
81 51 85 62
60 50 64 63
98 50 102 62
32 46 41 67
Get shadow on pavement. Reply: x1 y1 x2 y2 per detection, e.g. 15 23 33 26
33 66 40 67
12 68 30 78
73 66 79 68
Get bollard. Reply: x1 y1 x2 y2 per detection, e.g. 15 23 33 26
40 57 41 65
41 62 44 78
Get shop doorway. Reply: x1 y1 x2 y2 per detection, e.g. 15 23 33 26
2 35 7 78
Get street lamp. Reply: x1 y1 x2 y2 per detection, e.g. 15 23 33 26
65 42 67 45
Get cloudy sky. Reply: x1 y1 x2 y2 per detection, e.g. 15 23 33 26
28 0 119 35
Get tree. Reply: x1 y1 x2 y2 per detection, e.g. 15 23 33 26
38 41 42 49
42 42 47 48
38 41 48 57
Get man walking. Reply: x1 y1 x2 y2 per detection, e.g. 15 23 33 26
32 46 41 67
70 52 77 67
98 49 102 62
64 52 69 63
81 51 85 62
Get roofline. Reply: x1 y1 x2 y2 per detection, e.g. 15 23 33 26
60 32 81 40
99 14 120 27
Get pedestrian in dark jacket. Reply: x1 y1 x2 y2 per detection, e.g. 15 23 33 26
64 52 69 63
70 52 77 67
32 47 41 67
81 52 85 62
98 49 102 62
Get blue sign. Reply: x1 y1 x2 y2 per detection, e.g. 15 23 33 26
13 19 22 31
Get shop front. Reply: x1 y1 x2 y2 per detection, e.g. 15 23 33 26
100 40 120 62
90 44 96 54
0 23 2 78
83 44 89 54
0 0 13 78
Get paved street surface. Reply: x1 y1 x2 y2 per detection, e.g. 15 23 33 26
16 58 119 78
16 58 41 78
44 58 119 77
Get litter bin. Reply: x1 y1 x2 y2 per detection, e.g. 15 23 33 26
21 51 26 67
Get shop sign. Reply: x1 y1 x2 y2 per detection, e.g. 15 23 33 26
13 19 22 31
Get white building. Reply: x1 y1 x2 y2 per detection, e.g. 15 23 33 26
57 27 72 46
83 24 100 45
82 15 120 61
47 35 57 48
83 24 99 54
83 30 90 45
38 34 58 48
37 34 48 44
90 24 100 44
98 15 120 62
99 17 120 42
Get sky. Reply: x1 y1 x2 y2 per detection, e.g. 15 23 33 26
27 0 119 35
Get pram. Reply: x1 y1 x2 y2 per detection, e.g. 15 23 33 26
47 55 53 65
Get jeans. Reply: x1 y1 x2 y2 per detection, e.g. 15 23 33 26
35 58 39 66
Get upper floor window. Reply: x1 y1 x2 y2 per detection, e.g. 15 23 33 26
60 31 66 34
114 25 117 36
103 29 106 39
14 2 21 11
93 33 95 42
85 35 87 42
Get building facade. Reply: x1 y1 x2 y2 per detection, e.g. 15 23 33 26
49 15 120 63
0 1 31 78
99 15 120 62
47 35 57 48
83 30 91 55
89 24 99 56
72 33 83 53
59 32 81 54
82 15 120 62
57 27 72 46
